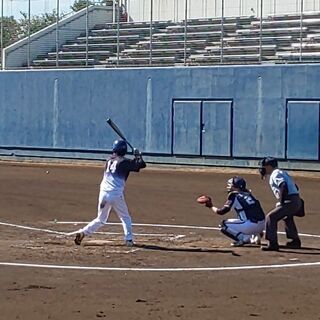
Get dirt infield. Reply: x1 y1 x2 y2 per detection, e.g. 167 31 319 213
0 162 319 320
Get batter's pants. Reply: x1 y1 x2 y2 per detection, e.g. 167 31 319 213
80 191 133 241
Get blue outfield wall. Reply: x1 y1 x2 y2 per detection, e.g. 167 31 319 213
0 64 319 169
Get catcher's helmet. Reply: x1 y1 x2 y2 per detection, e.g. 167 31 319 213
227 176 247 192
259 157 278 178
112 140 127 156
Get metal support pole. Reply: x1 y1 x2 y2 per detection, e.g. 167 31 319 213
55 0 60 67
113 0 116 23
220 0 224 63
259 0 263 63
127 0 130 22
1 0 3 70
205 0 208 17
184 0 188 66
149 0 153 65
85 0 89 67
215 0 217 17
239 0 242 16
116 0 120 66
299 0 303 62
274 0 276 14
27 0 31 68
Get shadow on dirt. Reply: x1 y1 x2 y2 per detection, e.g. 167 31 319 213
135 244 241 256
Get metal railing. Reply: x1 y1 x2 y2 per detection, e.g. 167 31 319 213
1 0 320 69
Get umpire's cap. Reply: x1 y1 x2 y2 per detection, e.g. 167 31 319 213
258 157 278 178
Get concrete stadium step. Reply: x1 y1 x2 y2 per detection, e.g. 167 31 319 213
251 18 320 28
136 39 209 49
47 51 113 59
91 27 156 36
213 35 293 46
237 26 308 36
183 16 257 25
122 47 193 58
189 53 262 62
105 56 177 66
266 11 320 21
205 44 277 54
33 58 96 66
276 51 320 60
152 31 227 41
62 43 126 52
78 34 142 42
93 20 173 30
166 23 237 32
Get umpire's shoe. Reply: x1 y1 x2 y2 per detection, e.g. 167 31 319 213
286 238 301 249
261 242 279 251
74 232 85 245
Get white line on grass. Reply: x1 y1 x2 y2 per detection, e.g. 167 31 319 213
0 261 319 272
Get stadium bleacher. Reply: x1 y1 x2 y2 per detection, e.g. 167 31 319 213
32 11 320 68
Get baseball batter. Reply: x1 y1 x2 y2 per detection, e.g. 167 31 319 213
198 177 265 247
259 157 304 251
74 140 146 247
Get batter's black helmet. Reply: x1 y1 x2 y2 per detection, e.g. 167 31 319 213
112 140 127 156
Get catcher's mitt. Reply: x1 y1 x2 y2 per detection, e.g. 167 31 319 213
196 195 213 208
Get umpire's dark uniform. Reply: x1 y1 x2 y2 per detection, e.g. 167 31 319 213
259 158 304 251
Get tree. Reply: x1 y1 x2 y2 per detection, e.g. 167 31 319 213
71 0 94 12
19 11 57 36
2 16 21 48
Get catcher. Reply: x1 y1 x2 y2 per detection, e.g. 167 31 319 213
197 177 265 247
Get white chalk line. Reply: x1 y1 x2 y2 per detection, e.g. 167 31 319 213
0 221 185 239
52 221 320 239
0 261 319 272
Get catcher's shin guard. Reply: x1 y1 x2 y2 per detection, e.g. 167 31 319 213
219 220 240 241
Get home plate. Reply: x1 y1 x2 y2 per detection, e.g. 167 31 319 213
83 240 114 246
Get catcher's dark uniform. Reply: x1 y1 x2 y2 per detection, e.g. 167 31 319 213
218 191 265 243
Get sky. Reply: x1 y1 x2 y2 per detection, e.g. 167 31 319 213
2 0 77 18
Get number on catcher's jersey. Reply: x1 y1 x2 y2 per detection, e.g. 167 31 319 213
244 195 255 205
106 160 117 173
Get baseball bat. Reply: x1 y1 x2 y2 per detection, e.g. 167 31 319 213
106 118 135 152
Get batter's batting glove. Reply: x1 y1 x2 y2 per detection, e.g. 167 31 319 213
133 148 142 157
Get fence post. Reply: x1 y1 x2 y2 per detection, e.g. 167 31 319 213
220 0 224 63
27 0 31 68
299 0 304 62
150 0 153 66
184 0 188 66
55 0 60 67
85 0 89 67
0 0 3 70
259 0 263 63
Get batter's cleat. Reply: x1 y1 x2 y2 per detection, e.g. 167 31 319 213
125 240 135 247
74 232 85 245
231 240 245 247
261 242 279 251
250 234 262 245
286 239 301 249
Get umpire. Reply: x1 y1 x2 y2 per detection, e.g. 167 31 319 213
259 157 304 251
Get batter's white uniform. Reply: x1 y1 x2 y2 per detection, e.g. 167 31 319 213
78 154 146 241
219 191 265 243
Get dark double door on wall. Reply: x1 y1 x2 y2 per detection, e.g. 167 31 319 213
172 100 233 157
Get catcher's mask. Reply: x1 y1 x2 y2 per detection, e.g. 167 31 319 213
227 176 247 192
258 157 278 179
